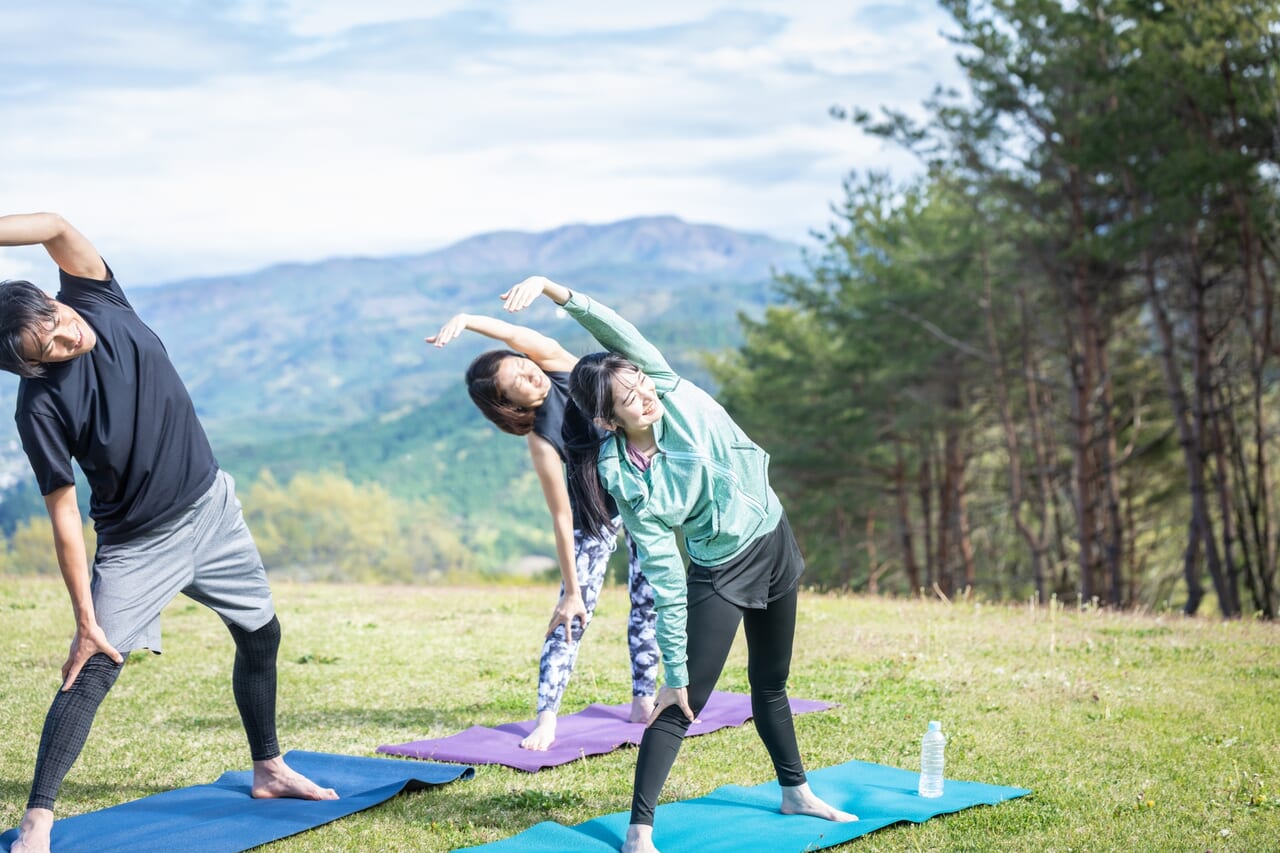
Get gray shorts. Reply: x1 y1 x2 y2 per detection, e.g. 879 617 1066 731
91 469 275 654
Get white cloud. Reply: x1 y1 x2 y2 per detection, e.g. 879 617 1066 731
0 248 54 291
274 0 476 37
0 1 964 283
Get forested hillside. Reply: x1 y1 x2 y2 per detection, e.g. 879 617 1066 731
0 216 800 575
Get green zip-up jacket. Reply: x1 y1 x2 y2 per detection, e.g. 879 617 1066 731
563 291 783 688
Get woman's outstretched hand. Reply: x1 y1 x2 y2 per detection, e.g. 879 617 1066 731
500 276 548 312
425 313 471 347
501 276 571 311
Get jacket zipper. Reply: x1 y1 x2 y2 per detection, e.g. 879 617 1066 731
658 450 769 517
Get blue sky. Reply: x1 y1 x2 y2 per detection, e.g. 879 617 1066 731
1 1 963 284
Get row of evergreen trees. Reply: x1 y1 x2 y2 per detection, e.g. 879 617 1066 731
714 0 1280 617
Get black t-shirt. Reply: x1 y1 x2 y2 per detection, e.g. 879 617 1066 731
532 369 618 529
14 265 218 544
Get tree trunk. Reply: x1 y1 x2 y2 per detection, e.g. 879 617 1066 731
1188 242 1236 617
918 439 936 594
1184 518 1203 614
1063 168 1108 606
833 502 854 591
1021 288 1056 604
1063 273 1098 606
866 510 891 594
957 471 977 592
893 437 922 593
1136 245 1213 615
1220 40 1277 616
983 251 1053 601
1208 375 1242 617
937 423 955 598
1095 337 1126 606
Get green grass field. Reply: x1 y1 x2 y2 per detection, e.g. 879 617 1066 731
1 577 1277 852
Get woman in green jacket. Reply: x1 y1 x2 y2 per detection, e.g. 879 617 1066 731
425 314 658 750
500 276 856 853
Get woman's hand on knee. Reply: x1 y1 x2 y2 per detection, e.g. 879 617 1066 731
547 591 588 642
649 685 694 727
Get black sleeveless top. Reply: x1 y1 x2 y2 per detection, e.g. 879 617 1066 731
532 370 618 529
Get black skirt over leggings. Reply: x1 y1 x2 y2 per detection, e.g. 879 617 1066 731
630 517 807 826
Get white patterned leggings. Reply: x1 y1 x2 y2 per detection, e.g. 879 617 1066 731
535 525 659 714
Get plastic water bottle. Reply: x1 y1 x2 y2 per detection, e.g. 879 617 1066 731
918 720 946 798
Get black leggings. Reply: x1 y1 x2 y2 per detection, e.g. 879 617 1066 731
228 615 283 762
26 653 123 811
630 584 806 825
26 616 283 811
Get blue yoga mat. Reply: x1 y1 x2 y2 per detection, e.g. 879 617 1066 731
0 750 474 853
456 758 1030 852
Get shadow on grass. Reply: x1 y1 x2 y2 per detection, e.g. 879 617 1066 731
161 700 538 740
0 777 169 808
483 788 589 812
455 788 595 838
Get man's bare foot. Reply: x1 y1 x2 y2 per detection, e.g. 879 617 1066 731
251 756 339 800
621 822 659 853
10 808 53 853
520 710 557 750
629 694 656 723
780 782 858 822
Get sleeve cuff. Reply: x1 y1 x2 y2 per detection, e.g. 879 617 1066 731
663 662 689 688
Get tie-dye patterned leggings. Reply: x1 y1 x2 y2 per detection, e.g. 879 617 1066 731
535 525 659 714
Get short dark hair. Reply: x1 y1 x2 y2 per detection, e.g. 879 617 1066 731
0 280 56 378
464 350 538 436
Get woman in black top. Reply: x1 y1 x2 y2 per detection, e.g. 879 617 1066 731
427 310 658 750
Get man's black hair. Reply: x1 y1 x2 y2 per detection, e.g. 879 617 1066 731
0 280 56 378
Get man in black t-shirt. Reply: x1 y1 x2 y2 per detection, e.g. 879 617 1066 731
0 212 338 853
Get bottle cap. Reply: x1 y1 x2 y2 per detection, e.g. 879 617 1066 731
928 721 941 731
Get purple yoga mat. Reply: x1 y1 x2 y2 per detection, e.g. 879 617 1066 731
376 691 833 772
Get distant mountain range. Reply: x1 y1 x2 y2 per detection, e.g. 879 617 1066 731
0 216 804 567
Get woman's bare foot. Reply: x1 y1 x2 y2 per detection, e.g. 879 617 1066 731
622 822 660 853
520 710 557 750
629 694 656 723
251 756 339 800
10 808 53 853
780 782 858 822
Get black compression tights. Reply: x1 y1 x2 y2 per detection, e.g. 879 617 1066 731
25 616 283 812
629 585 806 826
228 615 282 762
26 653 123 811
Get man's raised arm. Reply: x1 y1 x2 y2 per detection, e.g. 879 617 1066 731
0 213 106 280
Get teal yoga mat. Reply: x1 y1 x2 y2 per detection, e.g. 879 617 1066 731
457 759 1030 852
0 750 474 853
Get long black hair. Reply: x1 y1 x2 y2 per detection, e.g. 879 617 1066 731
464 350 538 435
0 280 57 378
566 351 641 534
